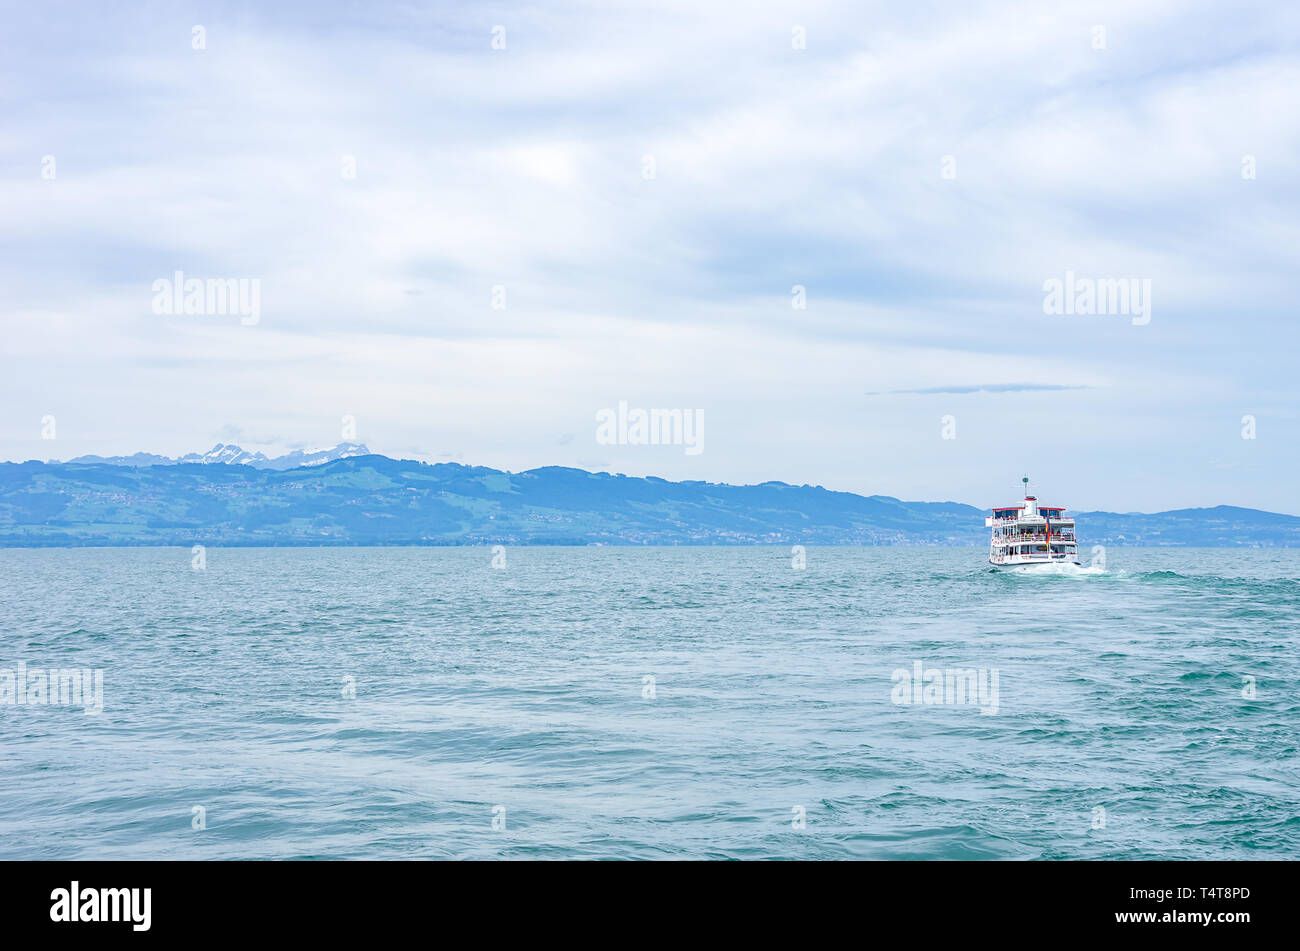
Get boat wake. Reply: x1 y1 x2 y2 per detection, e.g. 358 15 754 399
1009 561 1106 577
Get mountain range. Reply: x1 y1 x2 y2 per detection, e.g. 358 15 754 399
62 442 372 470
1 445 1297 547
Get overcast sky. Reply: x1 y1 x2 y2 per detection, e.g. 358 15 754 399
3 0 1298 513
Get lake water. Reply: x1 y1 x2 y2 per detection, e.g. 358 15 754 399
1 546 1296 859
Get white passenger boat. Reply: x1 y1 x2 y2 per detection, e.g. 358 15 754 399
986 477 1080 567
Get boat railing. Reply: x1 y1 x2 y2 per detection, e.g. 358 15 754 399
994 532 1076 543
989 516 1072 525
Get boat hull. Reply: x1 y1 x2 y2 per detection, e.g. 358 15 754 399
989 557 1081 569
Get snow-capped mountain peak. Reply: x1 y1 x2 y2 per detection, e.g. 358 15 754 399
265 442 371 468
65 442 373 470
190 444 272 466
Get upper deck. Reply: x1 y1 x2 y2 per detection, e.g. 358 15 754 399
985 496 1073 527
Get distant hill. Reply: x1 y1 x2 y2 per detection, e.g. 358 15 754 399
1072 506 1300 548
1 451 1297 547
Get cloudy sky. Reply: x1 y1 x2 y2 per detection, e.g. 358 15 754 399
3 0 1298 513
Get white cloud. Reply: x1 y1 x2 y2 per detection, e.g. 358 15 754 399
2 0 1298 511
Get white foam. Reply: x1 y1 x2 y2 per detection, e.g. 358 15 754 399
1007 561 1107 576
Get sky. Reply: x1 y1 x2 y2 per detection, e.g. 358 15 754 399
2 0 1298 513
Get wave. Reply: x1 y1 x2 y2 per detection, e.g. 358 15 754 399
1134 569 1186 581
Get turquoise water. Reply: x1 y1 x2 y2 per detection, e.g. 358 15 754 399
0 546 1296 859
